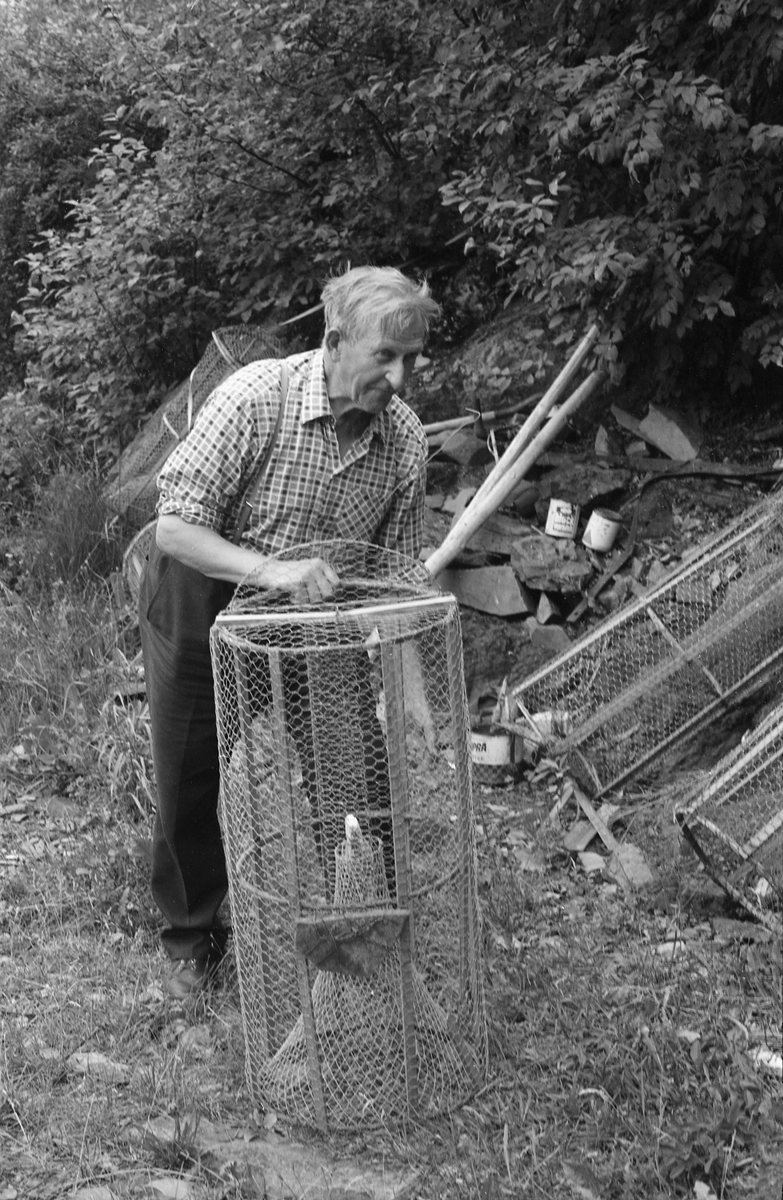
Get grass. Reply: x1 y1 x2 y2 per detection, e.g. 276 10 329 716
0 504 781 1199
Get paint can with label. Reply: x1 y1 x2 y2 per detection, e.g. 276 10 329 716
545 498 580 539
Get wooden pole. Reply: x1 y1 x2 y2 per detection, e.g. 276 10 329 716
422 391 544 437
423 414 476 436
456 323 601 516
425 370 605 577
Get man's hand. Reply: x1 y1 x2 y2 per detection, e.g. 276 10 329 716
156 515 339 601
253 557 340 604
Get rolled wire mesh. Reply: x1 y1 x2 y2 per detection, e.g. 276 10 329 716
512 490 783 797
210 541 487 1130
675 705 783 934
104 326 284 531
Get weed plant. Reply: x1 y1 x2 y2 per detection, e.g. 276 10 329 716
0 470 150 814
0 474 250 1195
27 469 123 590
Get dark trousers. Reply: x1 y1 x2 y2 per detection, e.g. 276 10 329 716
139 543 394 962
140 544 234 961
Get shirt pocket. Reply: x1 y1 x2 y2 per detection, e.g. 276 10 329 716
329 487 391 544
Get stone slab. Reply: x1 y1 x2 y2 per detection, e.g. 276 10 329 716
438 565 535 616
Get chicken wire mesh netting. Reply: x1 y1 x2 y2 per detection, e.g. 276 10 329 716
104 326 285 532
675 707 783 935
512 489 783 798
210 541 488 1130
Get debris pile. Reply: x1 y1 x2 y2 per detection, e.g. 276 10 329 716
511 489 783 796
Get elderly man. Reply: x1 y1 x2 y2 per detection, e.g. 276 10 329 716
139 265 440 999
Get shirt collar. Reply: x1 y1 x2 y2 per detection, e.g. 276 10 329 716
300 349 392 446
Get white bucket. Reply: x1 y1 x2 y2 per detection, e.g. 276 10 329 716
545 498 580 539
582 508 621 552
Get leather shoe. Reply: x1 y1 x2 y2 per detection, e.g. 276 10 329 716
164 958 213 1001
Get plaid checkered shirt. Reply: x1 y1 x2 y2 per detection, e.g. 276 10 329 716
156 348 427 559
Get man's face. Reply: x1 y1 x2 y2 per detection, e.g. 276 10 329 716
327 320 425 416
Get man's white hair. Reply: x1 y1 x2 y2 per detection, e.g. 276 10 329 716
321 265 440 344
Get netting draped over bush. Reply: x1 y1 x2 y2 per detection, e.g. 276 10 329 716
104 326 284 531
210 541 487 1130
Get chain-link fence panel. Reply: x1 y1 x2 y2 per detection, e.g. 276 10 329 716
104 326 285 532
675 705 783 935
512 490 783 797
210 541 487 1130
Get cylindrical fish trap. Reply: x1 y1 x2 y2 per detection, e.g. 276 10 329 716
675 705 783 935
210 541 487 1131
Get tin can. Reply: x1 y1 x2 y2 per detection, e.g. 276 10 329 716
582 508 621 552
545 498 580 539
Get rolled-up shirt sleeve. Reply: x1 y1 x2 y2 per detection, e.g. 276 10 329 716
156 361 280 529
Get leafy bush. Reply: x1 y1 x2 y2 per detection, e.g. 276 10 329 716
15 133 198 460
0 390 64 515
11 0 470 456
0 0 119 390
435 2 783 404
5 0 783 467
